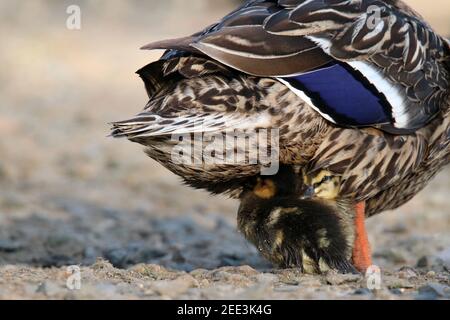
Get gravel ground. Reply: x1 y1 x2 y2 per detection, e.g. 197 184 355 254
0 0 449 300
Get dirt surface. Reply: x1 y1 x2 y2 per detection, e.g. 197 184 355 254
0 0 449 300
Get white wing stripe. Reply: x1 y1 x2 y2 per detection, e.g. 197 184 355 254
276 78 337 124
347 60 409 128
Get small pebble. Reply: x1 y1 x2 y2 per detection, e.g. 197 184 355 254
426 271 436 278
416 256 429 268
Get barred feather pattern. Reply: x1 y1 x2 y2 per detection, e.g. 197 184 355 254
166 0 450 132
308 99 450 215
112 56 330 194
112 0 450 215
112 55 449 215
366 101 450 215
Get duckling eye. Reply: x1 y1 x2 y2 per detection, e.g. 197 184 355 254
321 175 332 183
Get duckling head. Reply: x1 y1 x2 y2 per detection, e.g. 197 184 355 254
303 169 341 200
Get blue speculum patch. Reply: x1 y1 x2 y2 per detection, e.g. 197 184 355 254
282 62 393 127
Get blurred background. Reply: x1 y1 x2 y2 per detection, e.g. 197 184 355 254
0 0 449 298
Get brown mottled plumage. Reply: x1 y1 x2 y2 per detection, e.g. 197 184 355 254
111 0 450 218
366 109 450 215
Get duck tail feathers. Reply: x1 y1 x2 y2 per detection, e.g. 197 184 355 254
110 112 246 139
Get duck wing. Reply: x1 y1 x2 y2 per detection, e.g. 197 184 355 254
142 0 450 134
111 56 285 139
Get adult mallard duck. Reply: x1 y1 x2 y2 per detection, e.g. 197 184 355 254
111 0 450 271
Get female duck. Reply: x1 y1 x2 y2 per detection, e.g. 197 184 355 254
111 0 450 271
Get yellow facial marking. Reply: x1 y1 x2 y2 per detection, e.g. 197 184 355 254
306 170 341 200
253 178 277 199
311 170 330 185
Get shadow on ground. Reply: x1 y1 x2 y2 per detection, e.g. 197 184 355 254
0 198 269 271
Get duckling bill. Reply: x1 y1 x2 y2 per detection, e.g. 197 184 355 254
238 166 357 274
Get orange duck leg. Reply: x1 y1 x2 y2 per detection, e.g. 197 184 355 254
352 202 372 273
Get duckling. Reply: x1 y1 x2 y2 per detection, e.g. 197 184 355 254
302 170 341 200
302 169 372 273
238 166 357 274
